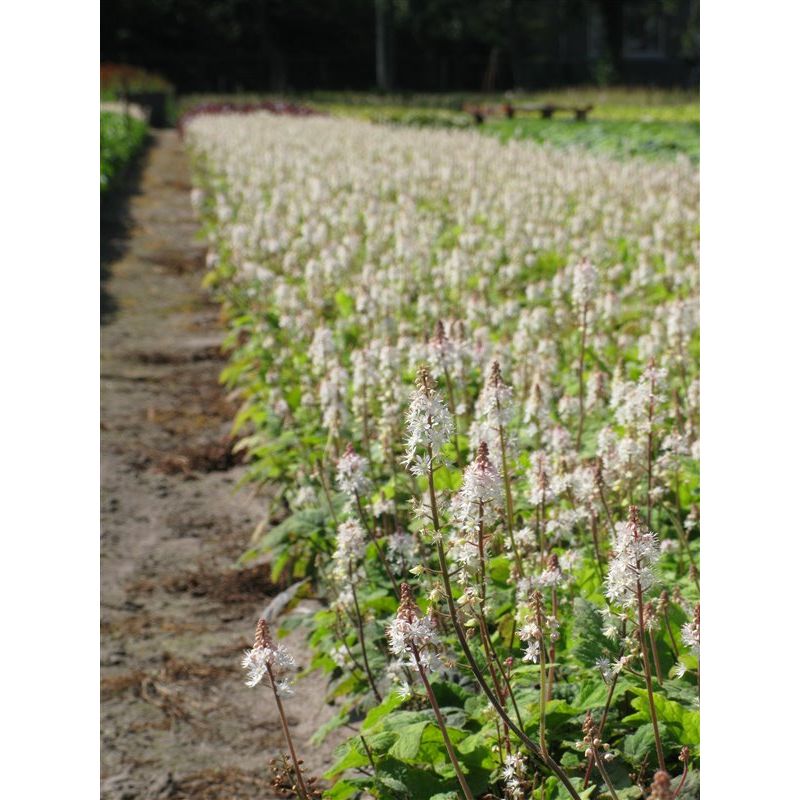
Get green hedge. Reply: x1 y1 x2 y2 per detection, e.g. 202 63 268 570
100 111 148 193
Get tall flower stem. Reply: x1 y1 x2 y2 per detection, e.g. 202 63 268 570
424 453 582 800
411 644 475 800
265 662 311 800
596 472 615 532
442 366 464 467
479 613 525 730
348 561 382 702
546 587 560 700
649 627 664 685
576 302 589 451
534 597 549 759
360 386 377 481
334 613 378 686
475 613 515 746
662 608 681 660
317 465 338 526
582 671 620 788
355 492 400 600
636 578 666 771
591 746 620 800
496 420 524 577
646 364 656 528
590 512 603 572
582 621 629 790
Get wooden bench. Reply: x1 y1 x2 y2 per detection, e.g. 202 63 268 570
513 103 594 121
463 103 515 124
463 102 593 125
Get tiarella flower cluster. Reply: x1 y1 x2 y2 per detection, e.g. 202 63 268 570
387 583 444 674
332 518 366 580
403 366 454 474
502 753 529 800
538 553 566 588
571 258 598 309
681 604 700 654
241 619 296 696
517 591 560 664
335 443 370 499
451 442 502 535
470 361 514 457
386 530 418 574
606 509 661 608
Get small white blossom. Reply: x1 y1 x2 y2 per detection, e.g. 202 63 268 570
404 367 454 466
241 620 296 691
333 518 367 578
605 510 660 608
335 444 371 498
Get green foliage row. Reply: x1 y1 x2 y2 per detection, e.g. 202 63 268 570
100 111 148 193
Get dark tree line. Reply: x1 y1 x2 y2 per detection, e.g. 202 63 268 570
101 0 699 93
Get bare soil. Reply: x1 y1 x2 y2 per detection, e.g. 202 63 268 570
101 131 343 800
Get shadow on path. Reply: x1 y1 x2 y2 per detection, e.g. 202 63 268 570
100 136 151 324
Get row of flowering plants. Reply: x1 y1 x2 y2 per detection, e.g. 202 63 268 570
185 113 699 800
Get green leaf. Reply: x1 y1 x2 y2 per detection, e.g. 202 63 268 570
623 725 656 765
431 680 469 708
363 690 405 729
365 731 399 755
311 708 350 745
334 290 355 317
388 721 430 760
324 742 369 778
569 598 615 668
543 776 596 800
615 788 644 799
572 679 611 711
378 757 456 798
323 777 372 799
377 775 408 793
623 689 700 747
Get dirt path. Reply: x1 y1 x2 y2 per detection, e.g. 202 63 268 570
101 131 341 800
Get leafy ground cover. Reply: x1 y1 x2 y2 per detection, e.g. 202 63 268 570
482 119 699 162
100 111 148 193
185 112 699 800
178 89 698 161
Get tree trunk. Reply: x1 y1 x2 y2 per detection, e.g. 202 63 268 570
598 0 624 81
507 0 523 89
375 0 394 91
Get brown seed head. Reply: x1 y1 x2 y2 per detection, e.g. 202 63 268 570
489 360 503 388
254 618 273 650
647 770 675 799
415 365 432 394
593 458 605 485
397 583 420 624
531 590 544 621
